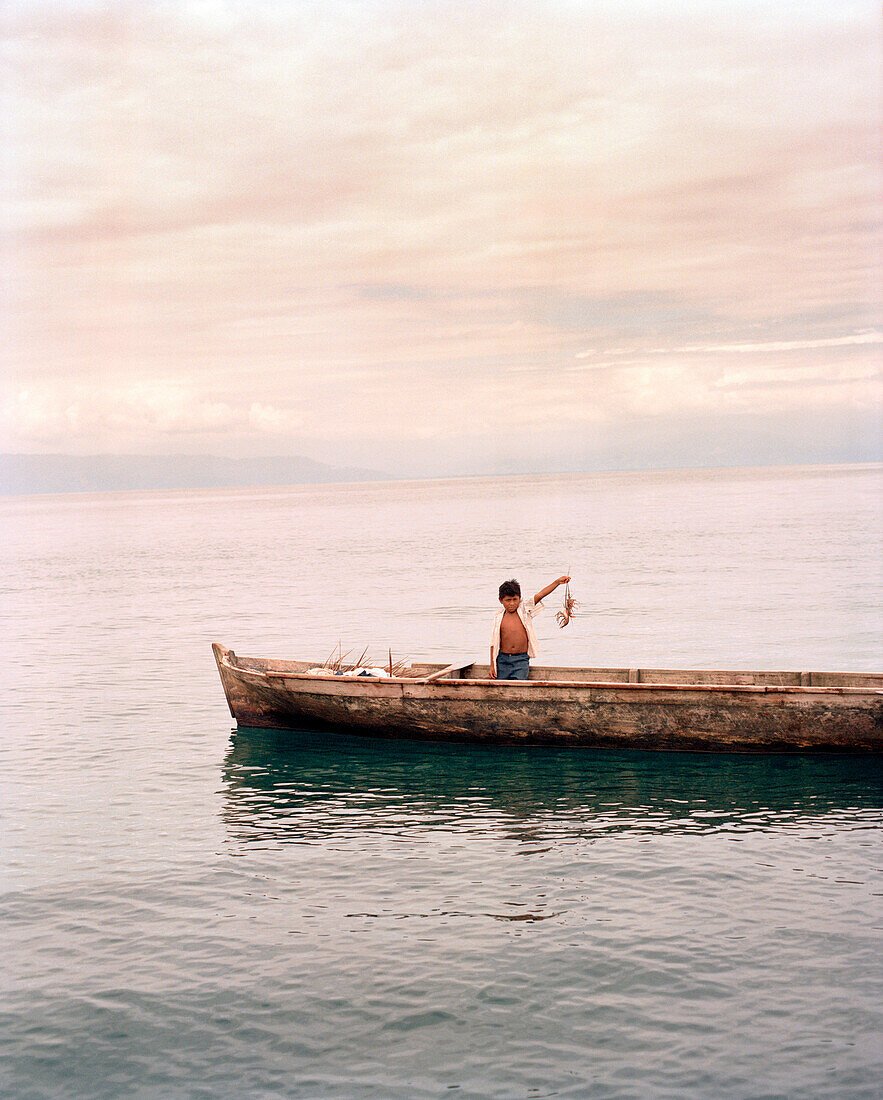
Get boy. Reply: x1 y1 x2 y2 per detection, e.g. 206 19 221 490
489 575 570 680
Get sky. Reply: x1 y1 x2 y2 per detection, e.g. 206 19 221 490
1 0 880 477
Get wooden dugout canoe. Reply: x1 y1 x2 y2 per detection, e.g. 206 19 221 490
212 643 883 754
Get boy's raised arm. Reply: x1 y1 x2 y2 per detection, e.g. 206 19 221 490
533 575 570 604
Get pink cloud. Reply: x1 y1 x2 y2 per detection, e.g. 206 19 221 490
1 1 879 463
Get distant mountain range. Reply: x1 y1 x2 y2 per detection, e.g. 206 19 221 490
0 454 386 496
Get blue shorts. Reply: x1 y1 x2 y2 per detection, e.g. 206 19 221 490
496 652 530 680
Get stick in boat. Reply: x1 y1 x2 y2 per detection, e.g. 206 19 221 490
324 643 353 672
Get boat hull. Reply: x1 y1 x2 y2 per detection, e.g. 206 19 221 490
213 645 883 754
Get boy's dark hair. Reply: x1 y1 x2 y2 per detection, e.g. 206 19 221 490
498 579 521 599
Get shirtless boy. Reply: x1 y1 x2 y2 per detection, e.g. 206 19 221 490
489 575 571 680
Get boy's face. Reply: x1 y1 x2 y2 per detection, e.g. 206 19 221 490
500 594 521 613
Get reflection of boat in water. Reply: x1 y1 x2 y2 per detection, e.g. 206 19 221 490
213 644 883 753
221 726 883 843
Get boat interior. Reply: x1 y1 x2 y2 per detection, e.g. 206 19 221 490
223 651 883 690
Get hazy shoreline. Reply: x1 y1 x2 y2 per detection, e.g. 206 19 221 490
2 453 881 498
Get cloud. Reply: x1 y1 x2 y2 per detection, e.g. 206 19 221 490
0 382 303 448
575 330 883 361
0 1 879 471
658 332 883 355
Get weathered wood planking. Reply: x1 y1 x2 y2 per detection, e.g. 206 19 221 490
213 644 883 753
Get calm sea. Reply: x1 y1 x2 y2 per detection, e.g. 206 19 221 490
2 464 882 1098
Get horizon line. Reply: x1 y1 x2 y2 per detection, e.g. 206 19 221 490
1 455 881 501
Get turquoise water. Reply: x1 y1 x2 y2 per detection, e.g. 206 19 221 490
2 465 882 1097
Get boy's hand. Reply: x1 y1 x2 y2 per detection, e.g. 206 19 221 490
556 575 571 586
489 663 496 679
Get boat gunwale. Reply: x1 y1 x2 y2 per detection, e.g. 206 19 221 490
216 651 883 698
